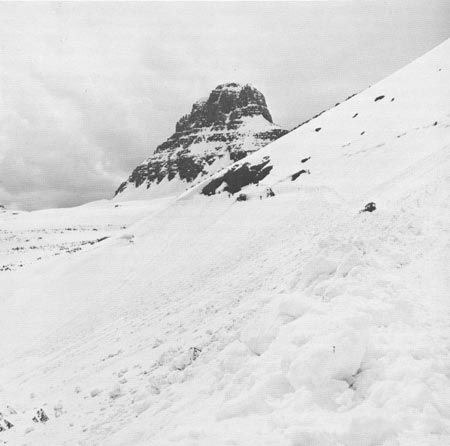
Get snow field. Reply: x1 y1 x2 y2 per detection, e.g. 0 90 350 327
103 174 450 446
1 38 449 446
1 168 449 445
0 198 172 271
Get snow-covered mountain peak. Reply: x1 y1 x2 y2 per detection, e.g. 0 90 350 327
114 83 287 200
175 82 274 130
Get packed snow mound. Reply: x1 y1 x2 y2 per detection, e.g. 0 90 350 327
114 83 287 201
196 38 450 205
0 40 449 446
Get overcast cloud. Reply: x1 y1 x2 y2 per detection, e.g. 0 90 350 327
0 1 449 210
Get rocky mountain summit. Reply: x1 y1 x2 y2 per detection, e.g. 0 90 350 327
114 83 288 199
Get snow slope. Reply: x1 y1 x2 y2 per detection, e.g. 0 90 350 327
194 38 449 205
0 39 449 446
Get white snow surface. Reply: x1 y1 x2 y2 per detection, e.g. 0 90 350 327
0 40 449 446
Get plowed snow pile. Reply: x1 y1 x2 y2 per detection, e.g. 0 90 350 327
0 40 449 446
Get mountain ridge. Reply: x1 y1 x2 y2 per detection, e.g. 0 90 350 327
114 83 288 200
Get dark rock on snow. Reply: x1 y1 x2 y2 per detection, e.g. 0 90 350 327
291 169 310 181
360 202 376 213
201 157 273 196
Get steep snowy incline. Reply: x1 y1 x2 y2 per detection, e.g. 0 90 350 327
2 164 450 446
0 40 449 446
108 161 450 446
197 38 450 205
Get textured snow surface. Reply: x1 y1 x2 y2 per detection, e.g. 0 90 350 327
0 40 450 445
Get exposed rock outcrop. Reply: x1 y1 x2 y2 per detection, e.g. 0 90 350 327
114 83 288 199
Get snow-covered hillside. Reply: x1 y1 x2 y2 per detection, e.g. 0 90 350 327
195 39 449 205
0 39 449 446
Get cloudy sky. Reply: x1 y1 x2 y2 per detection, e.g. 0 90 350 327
1 1 449 210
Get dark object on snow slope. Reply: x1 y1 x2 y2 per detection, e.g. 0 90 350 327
236 193 248 201
33 408 49 423
266 188 275 198
360 202 376 213
189 347 202 362
201 157 273 196
4 419 13 429
291 169 310 181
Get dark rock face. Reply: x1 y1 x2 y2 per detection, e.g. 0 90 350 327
175 83 273 132
201 157 273 196
115 83 287 198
